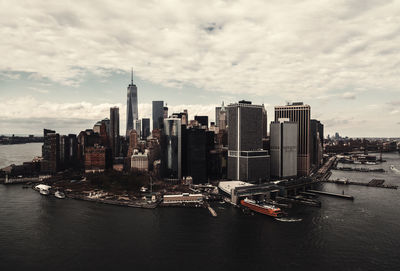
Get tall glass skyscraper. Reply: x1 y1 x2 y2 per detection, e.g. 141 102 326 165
161 118 182 180
152 101 164 130
126 69 138 137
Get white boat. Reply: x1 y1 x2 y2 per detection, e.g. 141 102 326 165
39 188 50 195
35 184 51 196
55 191 65 199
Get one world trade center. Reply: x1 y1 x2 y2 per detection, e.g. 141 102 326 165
126 69 138 137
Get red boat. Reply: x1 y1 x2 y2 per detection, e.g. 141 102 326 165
240 198 283 217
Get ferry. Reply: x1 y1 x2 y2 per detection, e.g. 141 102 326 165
240 198 283 218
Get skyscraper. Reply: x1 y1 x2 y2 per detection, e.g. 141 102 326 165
310 119 324 167
274 102 311 176
152 101 164 130
141 118 150 140
216 102 227 130
227 101 270 182
110 107 120 158
270 120 298 178
186 127 207 184
161 118 182 180
41 129 60 173
134 119 141 139
126 69 138 137
262 104 268 138
216 106 221 127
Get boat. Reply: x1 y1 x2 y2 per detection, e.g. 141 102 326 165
39 188 50 195
55 191 66 199
35 184 51 196
240 198 283 217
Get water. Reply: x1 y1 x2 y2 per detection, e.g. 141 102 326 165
0 143 42 169
1 147 400 270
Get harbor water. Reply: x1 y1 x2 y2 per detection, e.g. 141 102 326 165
0 144 400 270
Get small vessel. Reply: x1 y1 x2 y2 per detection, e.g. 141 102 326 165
354 161 362 164
35 184 51 196
55 191 66 199
240 198 283 218
39 188 50 195
366 162 377 165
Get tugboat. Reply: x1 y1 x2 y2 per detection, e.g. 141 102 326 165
240 198 283 218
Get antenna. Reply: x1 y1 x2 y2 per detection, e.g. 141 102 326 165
131 67 133 84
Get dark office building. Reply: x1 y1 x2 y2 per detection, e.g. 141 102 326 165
141 118 150 140
310 119 324 167
274 102 311 176
194 116 208 128
227 101 270 182
110 107 120 158
163 106 168 119
186 127 207 184
262 105 268 138
152 101 164 130
41 129 60 173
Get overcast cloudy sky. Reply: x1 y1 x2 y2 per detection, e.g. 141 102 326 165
1 0 399 137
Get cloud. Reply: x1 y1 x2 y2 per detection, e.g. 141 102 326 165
1 0 400 98
388 100 400 106
390 110 399 115
341 92 356 100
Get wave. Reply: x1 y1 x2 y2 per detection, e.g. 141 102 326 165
275 218 302 222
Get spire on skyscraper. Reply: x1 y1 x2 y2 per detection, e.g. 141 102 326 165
131 67 133 85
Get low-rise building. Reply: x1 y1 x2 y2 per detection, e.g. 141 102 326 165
84 145 111 173
131 150 149 172
162 193 203 204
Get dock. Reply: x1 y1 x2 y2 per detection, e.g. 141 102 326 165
334 167 385 173
307 189 354 200
1 177 41 184
322 179 398 189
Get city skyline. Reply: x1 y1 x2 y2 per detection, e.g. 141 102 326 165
1 1 400 137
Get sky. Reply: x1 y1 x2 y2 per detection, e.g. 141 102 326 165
1 0 399 137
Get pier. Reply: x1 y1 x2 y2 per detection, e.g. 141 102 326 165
307 189 354 200
322 178 398 189
334 167 385 173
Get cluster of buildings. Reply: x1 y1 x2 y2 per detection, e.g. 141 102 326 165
39 71 326 185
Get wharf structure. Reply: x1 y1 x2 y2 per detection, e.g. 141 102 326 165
218 181 280 205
